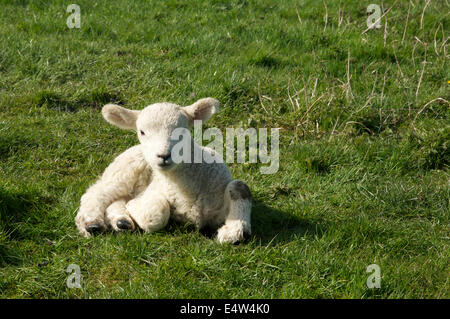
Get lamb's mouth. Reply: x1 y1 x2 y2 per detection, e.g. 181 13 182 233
157 161 175 170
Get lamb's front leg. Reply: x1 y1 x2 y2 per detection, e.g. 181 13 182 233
75 145 149 237
105 199 135 232
125 186 170 233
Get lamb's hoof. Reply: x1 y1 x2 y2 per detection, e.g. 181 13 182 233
117 219 133 230
86 223 104 235
217 220 247 244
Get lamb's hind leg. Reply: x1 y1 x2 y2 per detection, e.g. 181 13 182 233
217 180 252 244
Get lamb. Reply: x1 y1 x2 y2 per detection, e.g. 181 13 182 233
75 98 252 244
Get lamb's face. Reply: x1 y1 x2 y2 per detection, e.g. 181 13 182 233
136 103 189 171
101 98 219 172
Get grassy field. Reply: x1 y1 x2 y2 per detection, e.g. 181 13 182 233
0 0 449 298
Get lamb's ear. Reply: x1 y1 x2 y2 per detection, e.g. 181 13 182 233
183 98 219 122
102 104 140 130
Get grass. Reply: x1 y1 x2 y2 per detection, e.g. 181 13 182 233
0 0 449 298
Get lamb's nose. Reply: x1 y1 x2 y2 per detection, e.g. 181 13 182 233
157 153 171 161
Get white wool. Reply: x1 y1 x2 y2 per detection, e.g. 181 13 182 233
75 98 252 244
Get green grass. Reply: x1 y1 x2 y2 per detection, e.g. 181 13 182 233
0 0 449 298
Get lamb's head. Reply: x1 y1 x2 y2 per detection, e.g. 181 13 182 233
101 98 219 171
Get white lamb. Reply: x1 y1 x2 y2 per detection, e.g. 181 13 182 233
75 98 252 244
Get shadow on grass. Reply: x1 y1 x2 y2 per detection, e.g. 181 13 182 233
250 199 326 245
161 199 326 246
0 188 32 266
0 187 54 266
30 87 125 112
0 242 21 267
0 188 39 236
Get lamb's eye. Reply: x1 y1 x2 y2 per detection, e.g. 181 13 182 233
140 130 145 136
